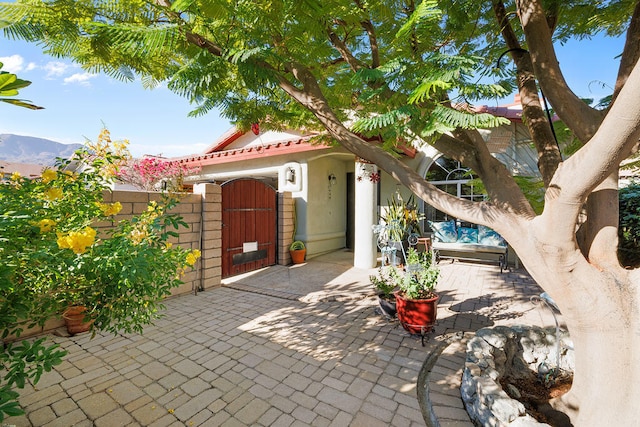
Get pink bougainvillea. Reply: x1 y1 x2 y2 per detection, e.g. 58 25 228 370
117 157 200 192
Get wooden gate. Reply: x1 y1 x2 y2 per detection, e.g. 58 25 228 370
221 178 277 278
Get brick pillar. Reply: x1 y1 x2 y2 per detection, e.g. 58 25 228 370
278 192 295 265
194 183 222 289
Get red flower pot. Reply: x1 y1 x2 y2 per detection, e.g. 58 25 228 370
394 291 438 334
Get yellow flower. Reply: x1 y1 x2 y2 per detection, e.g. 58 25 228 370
57 227 96 254
185 249 201 266
44 187 63 201
41 169 58 184
38 219 56 233
129 228 147 245
98 201 122 216
10 171 21 181
63 171 78 181
147 201 158 212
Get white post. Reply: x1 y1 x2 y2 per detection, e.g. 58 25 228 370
354 161 378 268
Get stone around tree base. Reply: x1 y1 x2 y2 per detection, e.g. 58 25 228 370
460 325 574 426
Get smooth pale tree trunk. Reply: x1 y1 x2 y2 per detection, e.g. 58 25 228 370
505 220 640 426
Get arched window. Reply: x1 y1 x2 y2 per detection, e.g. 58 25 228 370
422 157 485 223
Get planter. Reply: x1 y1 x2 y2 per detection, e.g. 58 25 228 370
394 291 438 334
62 306 93 335
290 248 306 264
377 294 397 318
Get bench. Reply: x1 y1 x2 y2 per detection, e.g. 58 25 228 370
432 241 509 273
427 220 510 273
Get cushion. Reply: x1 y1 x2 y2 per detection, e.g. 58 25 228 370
428 220 457 243
457 226 478 243
478 225 506 246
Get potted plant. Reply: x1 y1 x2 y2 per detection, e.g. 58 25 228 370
370 266 402 318
290 240 306 264
380 194 423 265
395 248 440 335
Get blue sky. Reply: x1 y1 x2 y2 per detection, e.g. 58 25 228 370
0 33 625 158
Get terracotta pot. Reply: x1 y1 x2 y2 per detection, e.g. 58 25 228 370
394 291 438 334
62 306 93 335
290 248 306 264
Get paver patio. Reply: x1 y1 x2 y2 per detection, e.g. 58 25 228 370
4 250 559 427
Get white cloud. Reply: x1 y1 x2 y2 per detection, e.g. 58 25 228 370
0 55 25 73
63 72 97 86
44 61 70 78
25 62 37 72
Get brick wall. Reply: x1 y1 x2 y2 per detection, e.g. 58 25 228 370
102 183 223 296
278 192 295 265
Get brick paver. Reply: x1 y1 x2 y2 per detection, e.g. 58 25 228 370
4 251 553 427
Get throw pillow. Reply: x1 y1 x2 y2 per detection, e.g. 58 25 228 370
478 225 506 246
457 226 478 243
428 220 457 243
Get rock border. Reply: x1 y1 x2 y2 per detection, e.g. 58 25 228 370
460 325 574 426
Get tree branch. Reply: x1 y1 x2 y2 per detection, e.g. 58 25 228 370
494 0 562 187
360 19 380 68
613 0 640 103
515 0 604 141
557 59 640 201
275 63 523 227
326 26 363 72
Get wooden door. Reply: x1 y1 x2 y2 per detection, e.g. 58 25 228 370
221 178 277 278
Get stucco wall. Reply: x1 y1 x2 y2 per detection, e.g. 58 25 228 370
304 156 348 255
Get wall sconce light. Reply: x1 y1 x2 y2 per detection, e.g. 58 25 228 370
286 167 296 183
328 173 337 185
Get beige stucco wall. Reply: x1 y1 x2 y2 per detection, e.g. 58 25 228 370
301 156 348 256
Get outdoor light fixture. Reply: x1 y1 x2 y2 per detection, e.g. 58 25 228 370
328 173 337 185
286 167 296 183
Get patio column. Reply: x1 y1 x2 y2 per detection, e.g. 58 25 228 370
354 161 378 268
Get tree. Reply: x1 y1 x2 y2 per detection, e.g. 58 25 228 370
1 0 639 424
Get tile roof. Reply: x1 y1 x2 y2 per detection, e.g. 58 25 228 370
175 136 331 167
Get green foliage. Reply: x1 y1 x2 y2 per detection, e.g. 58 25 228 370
290 240 305 251
369 266 401 297
619 181 640 268
398 248 439 300
0 62 42 110
381 194 423 242
0 128 200 420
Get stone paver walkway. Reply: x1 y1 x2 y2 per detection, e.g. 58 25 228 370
4 250 559 427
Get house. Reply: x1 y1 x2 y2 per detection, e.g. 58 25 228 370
176 96 541 276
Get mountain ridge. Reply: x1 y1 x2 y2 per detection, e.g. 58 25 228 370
0 134 83 165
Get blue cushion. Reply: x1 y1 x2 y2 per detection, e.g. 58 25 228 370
457 226 478 243
478 225 506 246
428 220 457 243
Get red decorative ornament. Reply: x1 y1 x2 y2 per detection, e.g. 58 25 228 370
369 172 381 183
251 123 260 135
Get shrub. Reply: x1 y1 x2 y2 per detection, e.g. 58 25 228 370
619 181 640 268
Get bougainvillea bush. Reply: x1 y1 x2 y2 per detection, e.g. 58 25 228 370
117 156 200 192
0 129 200 420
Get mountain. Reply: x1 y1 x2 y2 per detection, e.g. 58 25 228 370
0 134 83 165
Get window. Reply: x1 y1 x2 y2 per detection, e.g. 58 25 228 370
422 157 485 224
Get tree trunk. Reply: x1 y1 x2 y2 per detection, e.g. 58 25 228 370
510 219 640 426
